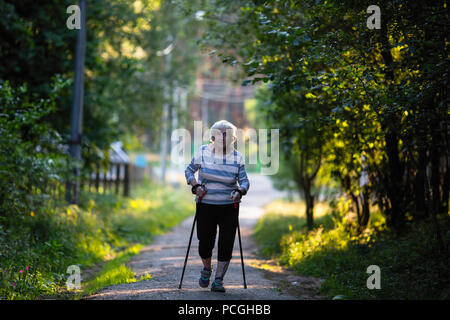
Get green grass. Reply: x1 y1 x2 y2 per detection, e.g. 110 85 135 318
254 198 450 299
0 177 194 300
253 200 333 255
79 244 151 298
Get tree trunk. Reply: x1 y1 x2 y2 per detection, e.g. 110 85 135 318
379 20 405 232
293 152 317 231
385 128 405 231
349 191 361 227
360 185 371 228
442 154 449 216
304 186 314 231
414 149 428 219
429 127 445 253
430 132 442 215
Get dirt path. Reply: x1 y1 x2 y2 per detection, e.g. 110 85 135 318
85 174 324 300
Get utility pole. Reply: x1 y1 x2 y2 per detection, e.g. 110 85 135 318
159 35 174 184
171 87 180 172
66 0 87 204
201 94 209 131
160 84 170 184
171 87 179 148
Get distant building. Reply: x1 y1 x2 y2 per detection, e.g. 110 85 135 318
188 75 256 132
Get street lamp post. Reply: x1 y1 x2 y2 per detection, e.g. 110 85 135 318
66 0 87 204
158 35 175 184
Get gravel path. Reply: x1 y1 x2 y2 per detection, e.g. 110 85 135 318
85 174 324 300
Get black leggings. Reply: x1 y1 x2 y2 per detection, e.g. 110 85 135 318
196 202 239 262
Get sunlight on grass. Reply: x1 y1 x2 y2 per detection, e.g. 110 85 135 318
254 199 334 256
254 198 450 299
128 198 153 211
74 180 193 298
1 177 193 300
80 244 148 297
264 200 330 219
246 258 285 273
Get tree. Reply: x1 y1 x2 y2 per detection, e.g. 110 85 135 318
197 0 449 239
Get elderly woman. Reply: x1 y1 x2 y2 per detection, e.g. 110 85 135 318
185 120 250 292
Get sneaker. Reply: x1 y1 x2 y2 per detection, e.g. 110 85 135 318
211 277 226 293
199 268 212 288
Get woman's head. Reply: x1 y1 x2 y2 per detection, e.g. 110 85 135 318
209 120 237 153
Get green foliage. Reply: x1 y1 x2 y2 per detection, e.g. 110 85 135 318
0 181 193 300
0 80 70 220
0 0 202 158
200 0 450 234
255 199 450 299
254 202 335 255
80 244 151 298
0 1 202 298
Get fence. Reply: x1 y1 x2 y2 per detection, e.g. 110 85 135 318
82 162 130 197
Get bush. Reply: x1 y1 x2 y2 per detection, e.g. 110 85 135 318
0 81 194 299
254 199 450 299
253 200 334 256
0 79 70 222
0 179 193 300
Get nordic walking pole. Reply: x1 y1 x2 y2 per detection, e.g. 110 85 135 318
178 195 202 290
234 200 247 289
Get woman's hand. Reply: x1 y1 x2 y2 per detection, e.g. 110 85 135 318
230 190 242 202
190 180 206 197
190 180 207 198
195 185 207 198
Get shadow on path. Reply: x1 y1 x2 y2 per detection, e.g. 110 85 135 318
85 174 325 300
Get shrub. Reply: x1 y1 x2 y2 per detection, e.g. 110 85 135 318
254 199 450 299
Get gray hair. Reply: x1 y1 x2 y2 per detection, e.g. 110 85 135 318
209 120 237 142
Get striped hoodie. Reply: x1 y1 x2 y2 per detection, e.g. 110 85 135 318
185 143 250 205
